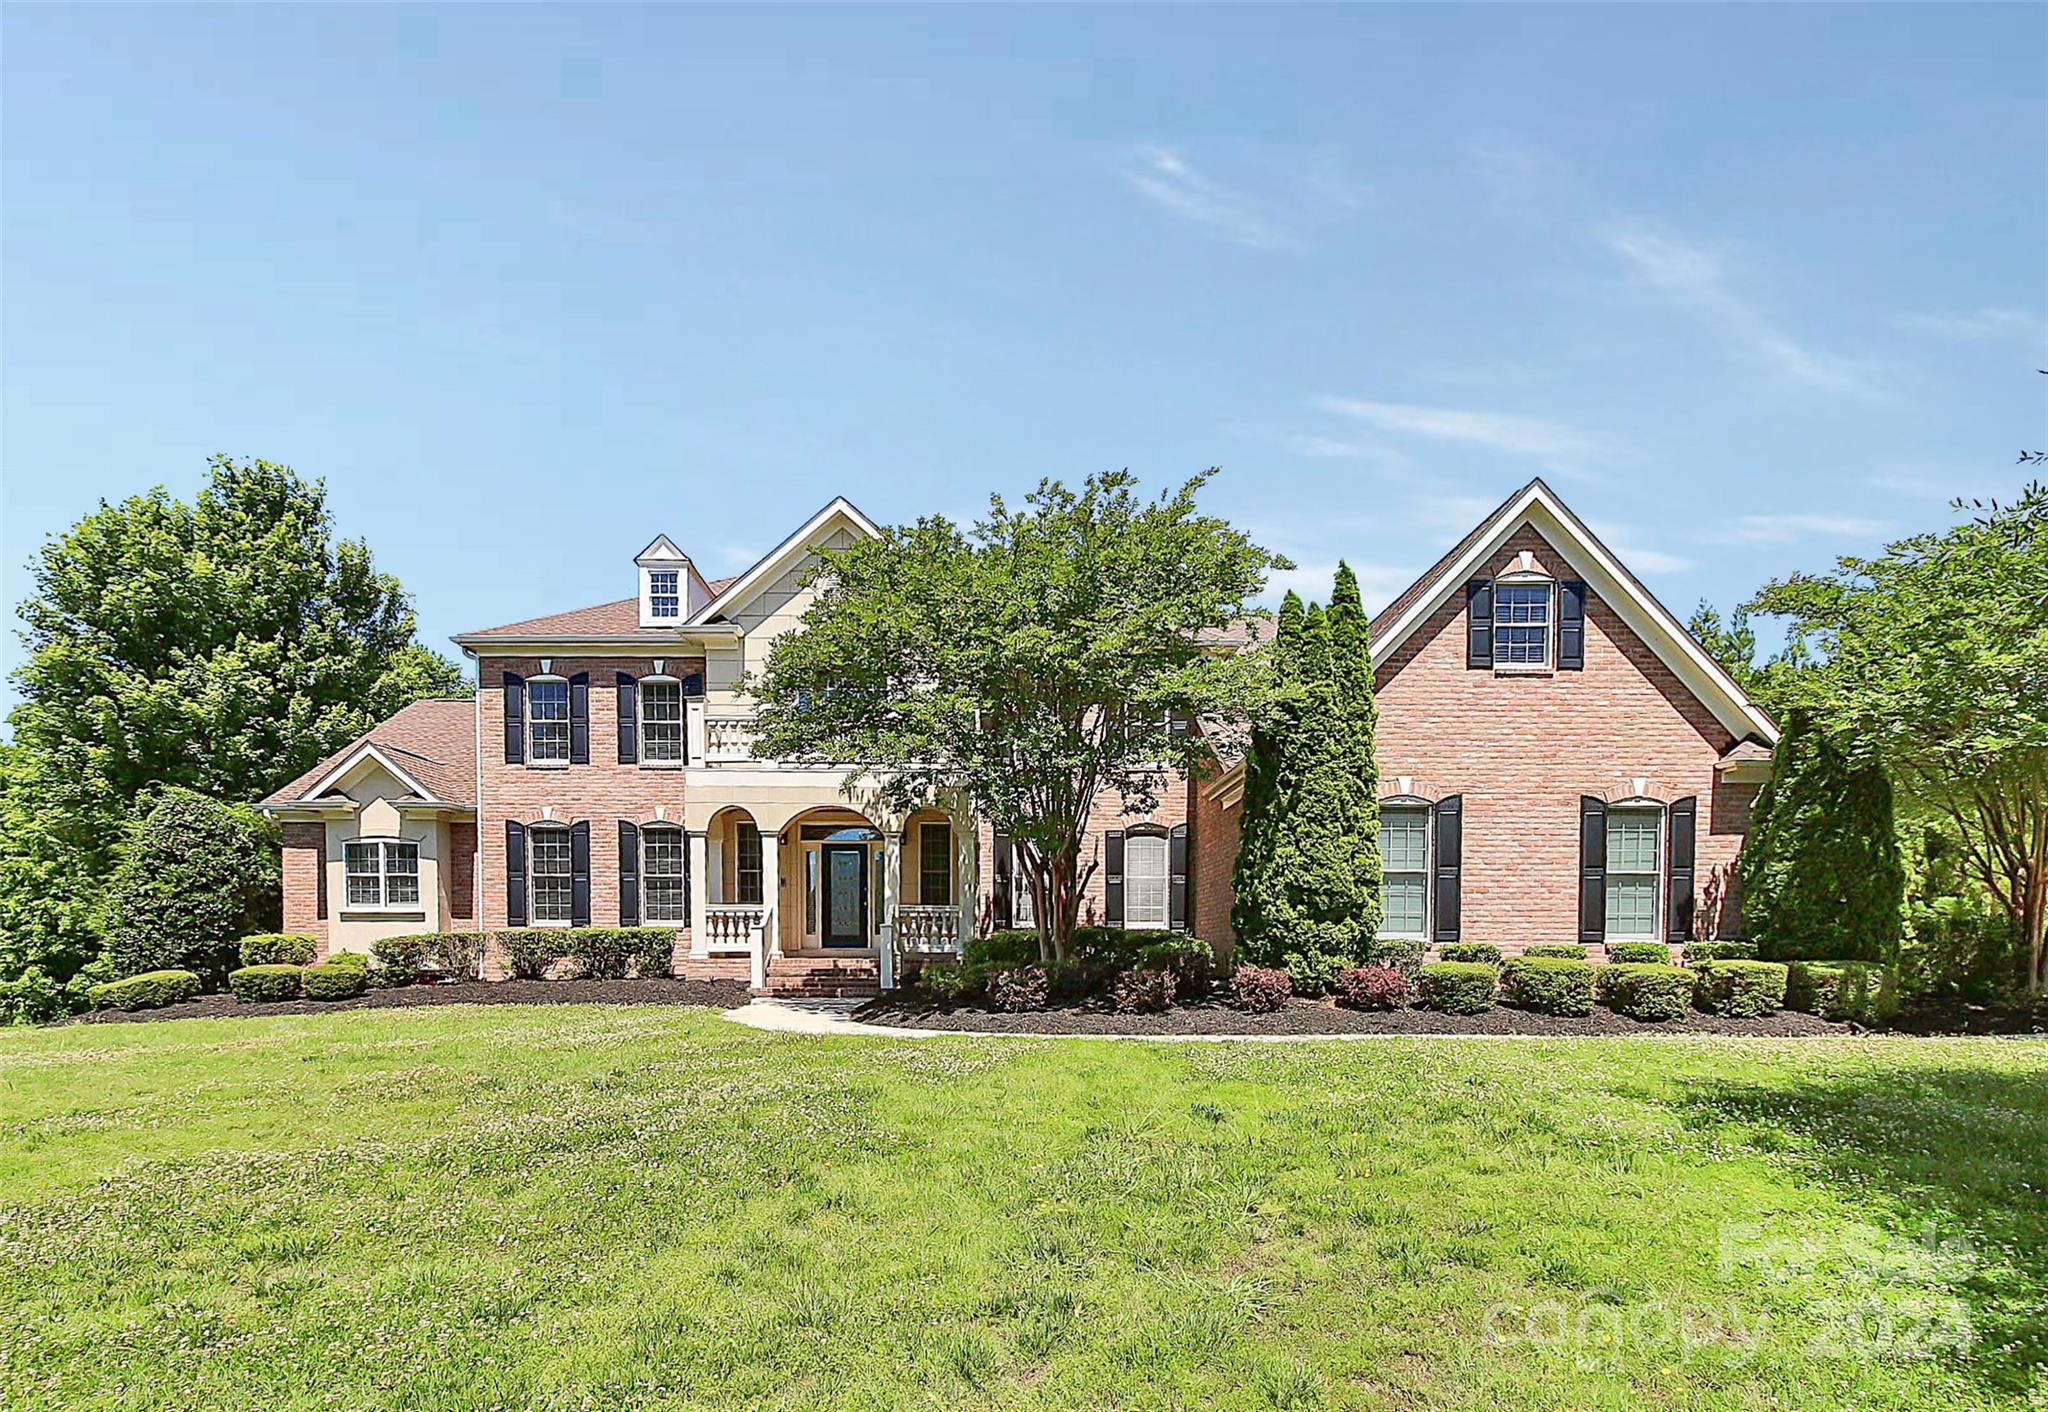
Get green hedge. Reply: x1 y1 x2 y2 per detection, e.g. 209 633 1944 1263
1523 943 1588 961
1499 957 1595 1016
499 930 563 980
1367 937 1426 977
1437 942 1503 966
238 933 317 967
1605 941 1672 965
1682 939 1758 964
965 930 1039 966
1282 948 1349 998
302 959 368 1001
371 934 430 986
1785 961 1898 1024
1596 963 1693 1022
1416 961 1496 1014
88 969 202 1012
433 932 488 980
1692 959 1788 1017
228 964 303 1003
915 960 988 1005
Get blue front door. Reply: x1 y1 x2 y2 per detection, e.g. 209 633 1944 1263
821 844 868 948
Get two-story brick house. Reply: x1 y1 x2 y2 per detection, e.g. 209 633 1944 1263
260 479 1777 993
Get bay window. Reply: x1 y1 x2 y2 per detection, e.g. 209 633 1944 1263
343 839 419 910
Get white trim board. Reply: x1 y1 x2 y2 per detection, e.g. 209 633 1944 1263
688 496 882 626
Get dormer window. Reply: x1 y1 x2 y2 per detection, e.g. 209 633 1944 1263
648 570 680 619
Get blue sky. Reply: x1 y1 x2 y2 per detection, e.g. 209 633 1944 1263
3 5 2043 716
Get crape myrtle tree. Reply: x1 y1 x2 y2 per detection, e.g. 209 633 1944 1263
1747 482 2048 993
748 470 1284 963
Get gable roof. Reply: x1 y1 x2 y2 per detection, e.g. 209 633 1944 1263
1369 478 1778 743
456 577 739 643
688 496 882 625
261 698 478 808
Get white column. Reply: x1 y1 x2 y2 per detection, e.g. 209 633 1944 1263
686 699 707 765
688 829 710 957
758 827 781 958
879 826 902 985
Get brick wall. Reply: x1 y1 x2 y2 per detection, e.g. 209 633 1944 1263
1190 768 1241 958
447 821 477 922
281 822 327 948
1373 524 1750 947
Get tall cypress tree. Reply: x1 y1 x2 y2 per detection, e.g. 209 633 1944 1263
1232 593 1304 952
1737 709 1905 963
1327 562 1384 940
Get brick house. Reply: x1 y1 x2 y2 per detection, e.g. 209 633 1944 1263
259 479 1776 991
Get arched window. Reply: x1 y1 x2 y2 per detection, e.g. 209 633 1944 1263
528 823 574 923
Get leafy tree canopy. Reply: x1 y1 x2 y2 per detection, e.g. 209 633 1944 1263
106 786 279 983
748 470 1284 960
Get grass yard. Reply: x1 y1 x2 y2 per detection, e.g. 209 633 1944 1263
1 1008 2042 1411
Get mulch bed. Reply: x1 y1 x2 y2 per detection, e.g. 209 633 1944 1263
67 977 754 1025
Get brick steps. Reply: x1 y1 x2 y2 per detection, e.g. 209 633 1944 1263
766 954 882 999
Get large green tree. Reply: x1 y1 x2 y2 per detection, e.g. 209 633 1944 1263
1326 562 1383 939
1747 483 2048 992
2 455 466 980
748 470 1283 962
1230 593 1304 947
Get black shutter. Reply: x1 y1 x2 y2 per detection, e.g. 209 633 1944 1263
1579 797 1607 944
1169 823 1189 932
569 672 590 764
616 673 637 764
503 673 525 764
1666 796 1697 942
1466 580 1494 669
569 821 591 927
1558 581 1586 671
991 831 1013 929
1432 795 1462 943
505 820 527 926
1104 829 1125 928
618 820 640 926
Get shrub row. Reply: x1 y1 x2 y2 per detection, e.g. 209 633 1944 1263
239 933 318 967
228 964 304 1002
87 969 202 1012
1595 963 1693 1021
1692 960 1788 1017
497 928 677 981
1499 957 1595 1016
1604 941 1673 965
1416 961 1497 1014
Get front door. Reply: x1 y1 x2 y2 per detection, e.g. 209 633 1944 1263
820 843 869 948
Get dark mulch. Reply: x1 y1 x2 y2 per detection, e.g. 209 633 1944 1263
855 993 1861 1037
67 977 753 1025
1879 997 2048 1037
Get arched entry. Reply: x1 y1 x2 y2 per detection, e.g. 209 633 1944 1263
785 807 885 951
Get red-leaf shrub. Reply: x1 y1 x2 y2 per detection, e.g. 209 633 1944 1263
1332 965 1409 1011
986 964 1050 1013
1111 966 1178 1014
1231 965 1292 1013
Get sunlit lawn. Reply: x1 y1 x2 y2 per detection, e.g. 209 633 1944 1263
1 1006 2042 1410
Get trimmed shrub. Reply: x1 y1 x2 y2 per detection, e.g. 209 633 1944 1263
633 929 675 980
1416 961 1496 1014
986 964 1050 1013
1437 942 1503 966
1499 957 1595 1016
1785 961 1899 1024
432 931 488 981
1682 939 1758 965
499 930 563 980
1136 937 1214 997
1367 937 1426 977
302 958 368 1001
1044 959 1115 1003
229 964 303 1003
239 933 317 968
371 934 430 986
1332 965 1409 1011
966 930 1041 967
87 969 202 1012
1073 927 1190 968
1282 948 1349 998
1692 959 1789 1018
1596 963 1693 1022
1231 964 1292 1013
1111 967 1178 1014
916 961 987 1005
564 928 642 980
1524 943 1589 961
107 788 279 985
1605 941 1671 965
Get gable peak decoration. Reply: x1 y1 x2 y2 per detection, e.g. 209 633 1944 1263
688 495 883 626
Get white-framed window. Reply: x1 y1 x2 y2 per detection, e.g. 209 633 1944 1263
1605 806 1662 939
642 825 687 924
735 822 764 906
343 839 420 910
1381 805 1429 936
919 822 952 906
1013 860 1037 928
527 676 570 763
530 825 574 924
640 678 684 764
648 570 680 619
1494 580 1552 668
1124 830 1169 928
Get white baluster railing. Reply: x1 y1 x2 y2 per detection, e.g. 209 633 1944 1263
894 905 960 953
704 904 765 951
703 714 760 763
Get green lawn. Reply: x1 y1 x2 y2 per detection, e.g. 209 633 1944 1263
1 1008 2042 1411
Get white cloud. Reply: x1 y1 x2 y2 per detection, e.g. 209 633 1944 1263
1123 147 1298 251
1601 221 1882 399
1899 307 2048 343
714 543 760 570
1314 396 1602 466
1260 560 1417 613
1589 521 1694 575
1706 514 1893 547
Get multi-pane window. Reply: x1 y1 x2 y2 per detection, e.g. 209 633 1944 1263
735 823 764 906
640 679 684 763
919 822 952 906
1382 807 1428 936
648 570 680 619
1605 809 1661 939
643 826 687 923
1012 858 1036 928
1493 582 1551 667
1124 832 1169 928
528 678 570 762
343 840 419 909
530 826 573 923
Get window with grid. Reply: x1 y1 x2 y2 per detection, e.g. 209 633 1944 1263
918 822 952 906
640 679 684 763
343 840 420 909
643 826 687 922
735 823 763 905
527 678 570 762
530 826 573 923
1381 807 1428 935
1493 582 1551 666
648 570 680 619
1604 809 1661 938
1124 832 1169 928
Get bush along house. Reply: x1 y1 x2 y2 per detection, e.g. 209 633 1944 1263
258 478 1777 994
